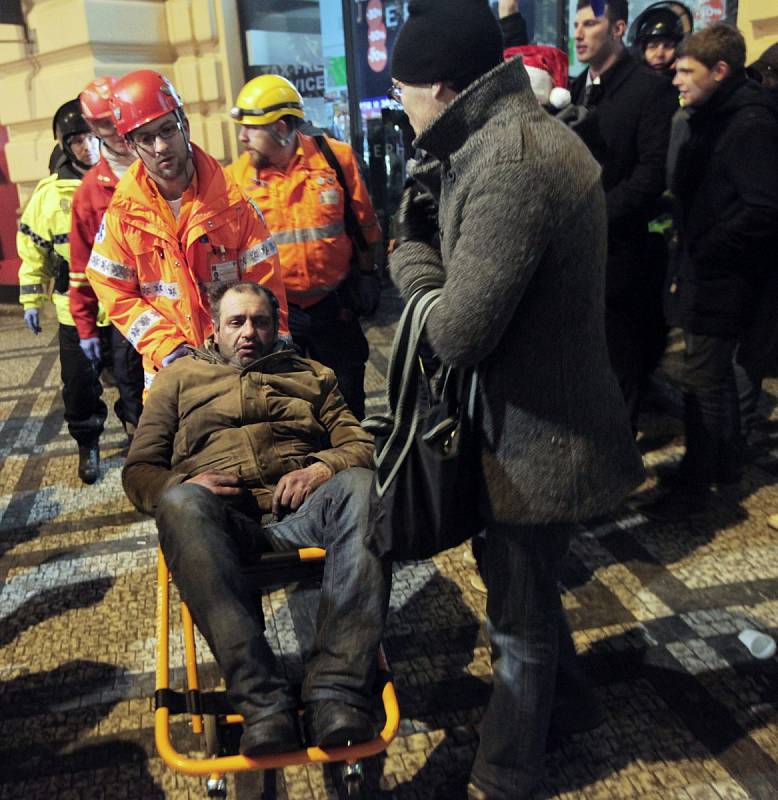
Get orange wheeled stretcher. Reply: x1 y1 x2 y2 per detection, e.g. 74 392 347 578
154 546 400 799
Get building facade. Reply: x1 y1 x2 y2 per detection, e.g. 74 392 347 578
0 0 774 286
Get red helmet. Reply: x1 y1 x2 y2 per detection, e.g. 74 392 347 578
109 69 183 136
80 76 118 122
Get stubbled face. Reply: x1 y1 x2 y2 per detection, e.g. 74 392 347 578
574 7 614 65
89 117 131 157
389 80 445 136
673 56 721 108
129 112 190 181
644 38 677 71
67 132 100 166
214 288 277 368
238 124 279 170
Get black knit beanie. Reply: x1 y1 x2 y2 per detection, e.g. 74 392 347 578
390 0 504 90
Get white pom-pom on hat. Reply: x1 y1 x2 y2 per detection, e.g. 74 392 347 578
549 86 572 110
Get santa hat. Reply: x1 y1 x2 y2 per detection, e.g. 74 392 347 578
504 45 572 110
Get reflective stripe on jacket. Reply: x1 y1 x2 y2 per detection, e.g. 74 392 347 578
227 133 381 309
18 171 109 328
86 143 288 378
69 156 117 339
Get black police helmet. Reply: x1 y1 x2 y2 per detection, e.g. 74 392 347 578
629 3 691 49
52 98 91 145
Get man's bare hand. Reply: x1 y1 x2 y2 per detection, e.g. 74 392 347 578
498 0 519 18
185 470 245 497
272 462 333 517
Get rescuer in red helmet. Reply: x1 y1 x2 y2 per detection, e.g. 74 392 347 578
84 69 288 394
68 76 144 448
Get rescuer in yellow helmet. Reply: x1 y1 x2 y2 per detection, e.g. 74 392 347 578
228 74 383 420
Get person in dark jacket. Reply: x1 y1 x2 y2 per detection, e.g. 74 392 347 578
389 1 643 797
736 43 778 437
748 42 778 89
571 0 679 432
647 23 778 518
498 0 528 47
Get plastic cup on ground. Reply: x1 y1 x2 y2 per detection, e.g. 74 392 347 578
738 629 776 660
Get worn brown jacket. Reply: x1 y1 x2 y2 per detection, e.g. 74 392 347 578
122 342 373 516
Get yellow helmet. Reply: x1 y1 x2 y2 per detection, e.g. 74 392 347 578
230 75 305 126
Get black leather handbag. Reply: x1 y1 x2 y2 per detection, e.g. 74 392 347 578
363 289 482 561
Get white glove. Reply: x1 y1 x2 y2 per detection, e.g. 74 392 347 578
79 336 101 362
24 308 41 335
161 344 190 367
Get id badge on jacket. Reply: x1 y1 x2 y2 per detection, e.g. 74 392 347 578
210 261 238 283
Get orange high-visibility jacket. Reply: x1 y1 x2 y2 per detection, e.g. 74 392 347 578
227 133 381 309
87 144 288 386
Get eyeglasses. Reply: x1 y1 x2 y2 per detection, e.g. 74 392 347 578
131 120 183 152
387 84 403 104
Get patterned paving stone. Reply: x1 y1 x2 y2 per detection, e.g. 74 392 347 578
0 297 777 799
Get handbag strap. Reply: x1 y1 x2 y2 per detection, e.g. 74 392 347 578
374 289 445 487
386 289 441 416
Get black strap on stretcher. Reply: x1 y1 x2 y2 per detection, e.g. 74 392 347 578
155 688 235 716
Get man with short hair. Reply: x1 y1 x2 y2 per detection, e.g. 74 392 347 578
571 0 678 431
388 1 643 797
69 76 143 444
86 70 288 393
647 23 778 517
123 280 387 756
228 75 382 419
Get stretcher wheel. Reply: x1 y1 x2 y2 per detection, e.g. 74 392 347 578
206 777 227 798
326 759 367 799
343 776 365 799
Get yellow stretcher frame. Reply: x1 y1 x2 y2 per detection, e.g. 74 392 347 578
154 546 400 778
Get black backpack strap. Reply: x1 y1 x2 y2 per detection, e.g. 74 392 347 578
313 134 368 252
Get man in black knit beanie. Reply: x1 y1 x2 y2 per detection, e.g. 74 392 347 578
388 1 643 798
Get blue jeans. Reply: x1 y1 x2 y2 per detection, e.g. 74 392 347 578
470 523 582 800
155 467 388 727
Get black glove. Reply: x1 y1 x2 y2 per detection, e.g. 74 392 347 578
555 103 590 130
394 184 439 248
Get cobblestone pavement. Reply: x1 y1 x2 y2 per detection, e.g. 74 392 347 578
1 294 777 800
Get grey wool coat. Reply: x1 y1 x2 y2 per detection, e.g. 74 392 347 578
389 58 644 526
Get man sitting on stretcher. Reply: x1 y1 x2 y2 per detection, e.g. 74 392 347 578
123 280 387 757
